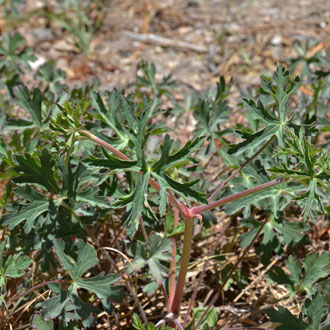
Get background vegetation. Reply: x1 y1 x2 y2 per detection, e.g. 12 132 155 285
0 1 329 329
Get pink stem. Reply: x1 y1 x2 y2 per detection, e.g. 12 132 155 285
168 208 180 309
191 179 283 216
182 222 228 327
169 217 194 316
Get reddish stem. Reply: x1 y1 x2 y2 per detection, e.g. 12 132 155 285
183 221 228 327
169 216 194 316
191 179 283 216
80 130 131 160
168 208 180 309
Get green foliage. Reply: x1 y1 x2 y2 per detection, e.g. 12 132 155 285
0 32 35 72
229 64 300 156
0 31 329 329
137 59 177 98
130 234 173 285
32 315 54 330
193 76 233 154
0 242 31 300
267 252 330 297
132 313 172 330
45 0 105 55
187 306 219 330
0 0 26 19
267 289 330 330
38 239 124 328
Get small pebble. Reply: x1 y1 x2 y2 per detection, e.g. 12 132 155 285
271 35 282 46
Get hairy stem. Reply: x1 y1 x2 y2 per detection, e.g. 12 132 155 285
191 178 283 216
169 217 194 315
168 208 180 309
183 221 228 327
80 130 130 160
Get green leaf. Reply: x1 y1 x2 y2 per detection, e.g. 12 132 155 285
13 150 60 194
32 315 54 330
267 266 293 286
269 252 330 297
223 186 276 215
152 135 204 172
75 272 124 303
76 189 109 208
267 307 308 330
5 118 34 129
47 240 124 326
191 306 219 330
84 154 138 170
123 172 150 237
0 243 32 290
304 292 330 330
41 288 71 319
286 255 302 286
15 85 43 127
272 221 309 245
267 290 330 330
132 313 173 330
0 32 36 70
239 217 263 248
4 253 32 278
91 91 124 138
273 65 300 122
132 234 173 285
1 199 50 231
229 124 278 155
54 239 97 279
301 252 330 295
242 98 279 123
153 172 207 204
303 178 316 220
53 239 125 301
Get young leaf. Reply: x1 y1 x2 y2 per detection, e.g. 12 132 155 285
152 172 207 204
54 239 125 301
131 234 173 285
14 85 43 127
191 306 219 330
268 252 330 297
1 199 51 232
0 242 32 290
152 135 204 173
84 154 138 170
32 315 54 330
122 172 150 237
267 306 309 330
13 150 60 194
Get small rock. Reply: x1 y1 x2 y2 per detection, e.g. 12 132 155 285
28 54 46 71
271 35 282 46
